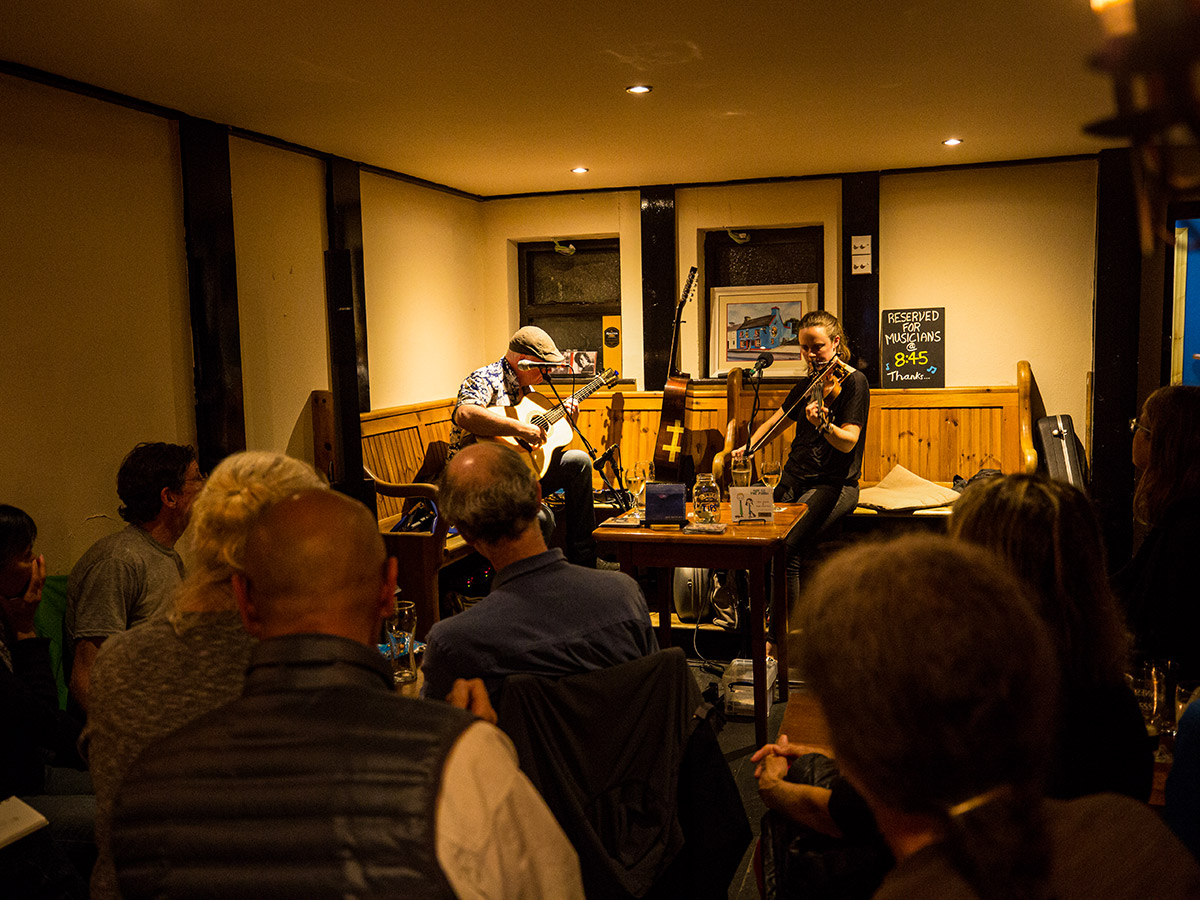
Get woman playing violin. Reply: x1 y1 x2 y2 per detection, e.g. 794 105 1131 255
733 310 869 603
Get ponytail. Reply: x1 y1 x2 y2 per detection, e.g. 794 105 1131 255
942 785 1051 900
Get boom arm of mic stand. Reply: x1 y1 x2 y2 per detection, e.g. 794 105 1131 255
545 376 633 512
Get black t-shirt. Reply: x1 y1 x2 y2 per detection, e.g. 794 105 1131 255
781 368 870 487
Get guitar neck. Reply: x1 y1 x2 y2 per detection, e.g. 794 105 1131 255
536 373 610 427
666 266 698 378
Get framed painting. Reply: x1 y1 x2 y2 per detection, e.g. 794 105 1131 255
708 283 819 377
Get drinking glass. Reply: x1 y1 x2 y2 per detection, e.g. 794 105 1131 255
385 599 419 685
730 456 752 488
760 459 785 512
629 461 653 508
1177 680 1200 727
1128 662 1168 758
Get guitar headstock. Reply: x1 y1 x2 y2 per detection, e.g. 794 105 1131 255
679 266 698 309
598 367 619 387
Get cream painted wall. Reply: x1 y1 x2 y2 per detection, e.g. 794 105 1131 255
880 160 1098 430
481 192 643 383
361 175 487 408
676 180 843 378
229 138 330 463
0 74 195 571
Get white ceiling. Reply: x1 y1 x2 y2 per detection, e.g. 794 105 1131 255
0 0 1122 197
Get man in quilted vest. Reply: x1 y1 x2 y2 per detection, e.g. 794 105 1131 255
110 489 582 900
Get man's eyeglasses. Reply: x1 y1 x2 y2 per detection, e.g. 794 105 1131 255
1129 418 1151 437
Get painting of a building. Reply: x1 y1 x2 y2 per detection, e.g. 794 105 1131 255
730 306 790 351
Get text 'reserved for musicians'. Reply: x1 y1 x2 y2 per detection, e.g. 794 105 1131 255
881 307 944 388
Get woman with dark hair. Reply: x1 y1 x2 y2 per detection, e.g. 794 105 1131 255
793 534 1198 900
0 505 84 797
0 504 89 898
1115 385 1200 677
950 474 1151 802
734 309 870 603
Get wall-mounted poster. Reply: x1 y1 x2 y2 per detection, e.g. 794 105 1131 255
548 350 597 377
709 283 819 377
881 308 945 387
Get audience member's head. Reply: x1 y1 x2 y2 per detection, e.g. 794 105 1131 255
116 442 199 527
439 442 541 545
233 489 395 646
172 452 325 623
950 473 1128 690
0 504 37 600
1133 385 1200 525
798 533 1057 900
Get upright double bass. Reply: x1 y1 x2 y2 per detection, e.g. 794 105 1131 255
652 267 698 482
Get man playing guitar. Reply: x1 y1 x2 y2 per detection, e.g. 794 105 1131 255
448 326 597 568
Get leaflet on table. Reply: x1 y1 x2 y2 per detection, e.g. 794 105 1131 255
730 486 774 524
597 510 643 527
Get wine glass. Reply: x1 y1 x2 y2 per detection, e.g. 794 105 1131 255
1177 680 1200 727
629 461 653 508
760 459 785 512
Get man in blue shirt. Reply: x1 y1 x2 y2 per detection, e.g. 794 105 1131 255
447 326 597 567
421 442 657 704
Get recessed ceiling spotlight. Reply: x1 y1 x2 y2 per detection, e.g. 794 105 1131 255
571 166 589 174
626 85 652 94
943 137 963 146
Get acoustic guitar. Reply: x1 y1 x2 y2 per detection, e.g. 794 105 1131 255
485 368 619 479
652 266 698 482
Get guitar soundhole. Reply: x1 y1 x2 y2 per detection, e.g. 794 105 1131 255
531 415 548 432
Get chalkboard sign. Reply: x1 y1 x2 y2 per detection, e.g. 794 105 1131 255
881 308 945 387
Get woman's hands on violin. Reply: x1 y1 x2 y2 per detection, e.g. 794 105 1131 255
806 401 861 453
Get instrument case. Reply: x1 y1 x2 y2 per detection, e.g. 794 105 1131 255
1035 414 1089 490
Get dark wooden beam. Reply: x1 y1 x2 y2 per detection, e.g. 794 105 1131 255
1092 148 1142 568
178 116 245 472
324 156 375 510
640 186 678 390
841 173 881 385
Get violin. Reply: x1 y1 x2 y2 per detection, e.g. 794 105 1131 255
811 357 854 431
712 357 856 491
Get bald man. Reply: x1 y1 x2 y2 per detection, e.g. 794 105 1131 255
110 490 583 900
421 442 657 704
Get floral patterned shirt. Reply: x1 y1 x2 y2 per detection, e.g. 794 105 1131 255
447 357 529 459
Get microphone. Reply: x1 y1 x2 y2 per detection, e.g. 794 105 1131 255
592 444 619 471
744 352 774 377
517 359 560 369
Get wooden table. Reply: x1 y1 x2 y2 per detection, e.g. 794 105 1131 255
594 502 808 746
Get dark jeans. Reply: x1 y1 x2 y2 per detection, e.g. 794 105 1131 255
10 767 97 899
760 753 892 900
775 481 859 605
540 448 597 567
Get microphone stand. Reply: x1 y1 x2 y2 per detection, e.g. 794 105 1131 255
543 371 633 512
743 366 764 458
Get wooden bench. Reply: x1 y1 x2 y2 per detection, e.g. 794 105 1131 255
723 360 1041 490
328 360 1042 634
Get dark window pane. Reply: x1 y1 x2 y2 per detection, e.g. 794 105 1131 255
520 239 620 308
528 316 603 356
